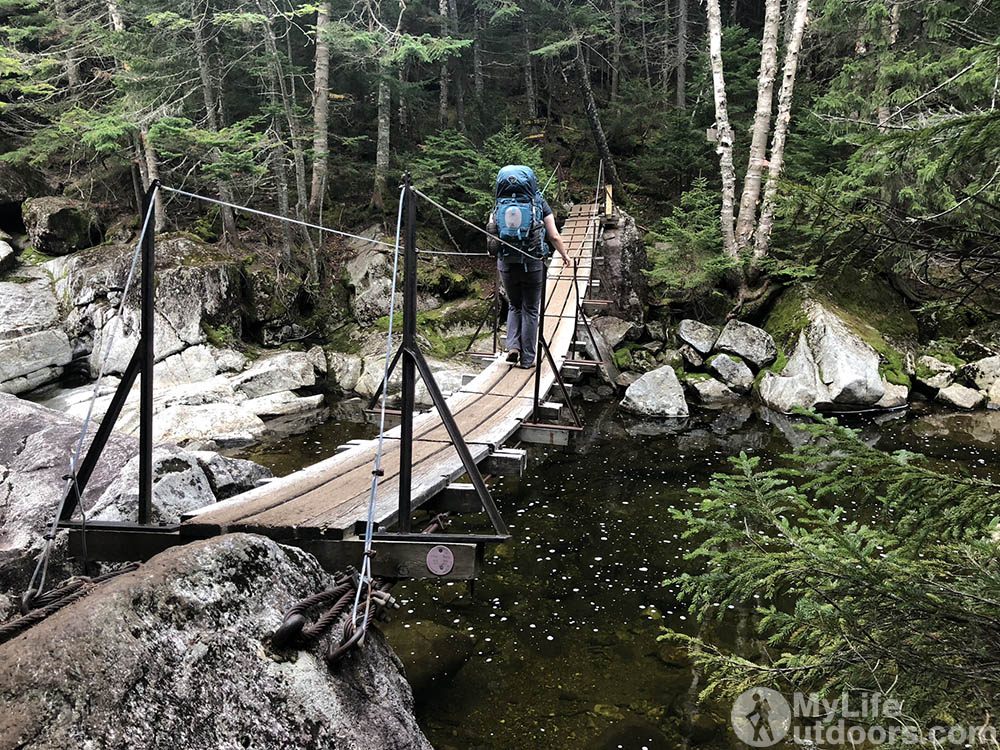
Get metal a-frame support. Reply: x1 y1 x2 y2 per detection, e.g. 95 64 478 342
58 181 160 527
370 174 508 540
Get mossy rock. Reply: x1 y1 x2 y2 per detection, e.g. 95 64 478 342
765 278 915 388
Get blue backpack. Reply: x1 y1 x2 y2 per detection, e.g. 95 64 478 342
490 165 547 260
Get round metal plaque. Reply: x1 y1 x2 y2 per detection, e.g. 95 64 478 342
426 545 455 576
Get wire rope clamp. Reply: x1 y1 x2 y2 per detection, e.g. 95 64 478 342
371 469 384 477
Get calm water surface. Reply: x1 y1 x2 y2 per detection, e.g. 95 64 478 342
238 399 1000 750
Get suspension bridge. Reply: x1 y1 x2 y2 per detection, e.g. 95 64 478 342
41 170 615 585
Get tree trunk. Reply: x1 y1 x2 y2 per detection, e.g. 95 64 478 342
447 0 465 132
271 131 295 268
107 0 125 32
257 3 309 226
308 1 331 219
372 74 391 211
398 64 409 138
705 0 738 258
574 40 621 191
53 0 81 88
734 0 780 250
876 0 900 131
753 0 810 260
662 0 671 106
192 13 237 241
139 128 166 231
473 10 484 99
675 0 688 108
524 25 538 120
438 0 449 126
611 0 621 101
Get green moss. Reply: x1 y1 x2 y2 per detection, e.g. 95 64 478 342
818 268 919 343
202 323 236 348
763 287 810 350
328 323 361 354
922 342 965 368
683 372 711 383
19 246 56 265
375 297 489 359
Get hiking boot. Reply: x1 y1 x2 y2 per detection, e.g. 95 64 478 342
517 360 535 370
506 349 519 363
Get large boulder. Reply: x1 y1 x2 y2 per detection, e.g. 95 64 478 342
619 365 689 417
86 446 217 524
757 331 829 413
804 302 884 404
677 320 719 356
714 320 778 370
0 239 13 272
48 235 243 377
594 210 647 323
345 227 438 325
707 353 754 394
0 534 432 750
936 383 985 411
23 196 101 255
687 377 741 406
0 273 73 394
958 355 1000 393
592 315 640 349
328 351 364 392
232 350 316 399
916 355 955 392
0 394 269 596
760 288 899 412
151 403 267 448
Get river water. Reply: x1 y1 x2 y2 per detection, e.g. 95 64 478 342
238 399 1000 750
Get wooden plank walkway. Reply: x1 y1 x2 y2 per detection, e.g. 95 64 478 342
180 204 598 542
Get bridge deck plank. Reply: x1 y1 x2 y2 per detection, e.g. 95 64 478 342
181 205 597 540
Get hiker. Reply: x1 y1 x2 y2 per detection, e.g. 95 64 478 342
486 165 571 369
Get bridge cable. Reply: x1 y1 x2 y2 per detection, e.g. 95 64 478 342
348 184 406 644
22 190 159 611
411 188 547 262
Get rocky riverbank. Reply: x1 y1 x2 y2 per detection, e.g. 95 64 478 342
0 533 432 750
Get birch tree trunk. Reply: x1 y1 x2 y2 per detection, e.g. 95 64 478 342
308 1 331 219
675 0 688 108
524 25 538 120
574 40 621 191
192 13 237 241
734 0 780 250
438 0 449 126
753 0 810 260
372 74 391 211
705 0 738 258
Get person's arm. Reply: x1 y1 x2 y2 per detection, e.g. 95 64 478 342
543 213 571 265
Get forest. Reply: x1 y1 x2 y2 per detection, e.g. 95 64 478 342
2 0 1000 747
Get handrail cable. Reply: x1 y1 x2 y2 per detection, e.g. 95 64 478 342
349 184 406 640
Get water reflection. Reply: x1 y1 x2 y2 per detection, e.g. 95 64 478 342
236 398 1000 748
